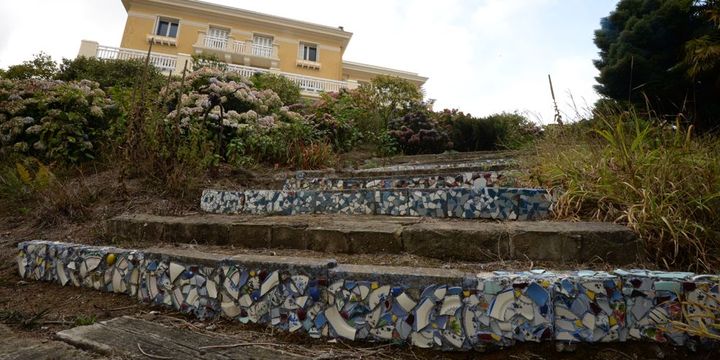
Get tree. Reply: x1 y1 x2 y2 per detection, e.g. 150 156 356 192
2 53 57 80
594 0 720 131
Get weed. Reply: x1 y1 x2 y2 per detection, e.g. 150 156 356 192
74 314 97 326
528 108 720 272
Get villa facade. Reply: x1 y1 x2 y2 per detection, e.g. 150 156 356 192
78 0 428 97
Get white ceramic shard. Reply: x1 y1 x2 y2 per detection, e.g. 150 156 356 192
396 293 417 312
434 287 447 299
368 285 390 309
206 280 217 299
148 275 159 299
582 312 596 330
443 329 465 348
111 269 122 292
358 285 370 301
85 256 101 272
371 326 394 340
173 288 183 308
296 296 308 308
224 278 239 300
325 306 356 340
463 306 478 337
292 275 309 294
260 271 279 297
440 295 462 315
130 269 139 285
555 306 579 320
57 262 68 286
415 298 434 331
411 331 434 348
169 262 184 283
239 294 252 307
489 290 514 321
222 302 241 317
186 288 199 307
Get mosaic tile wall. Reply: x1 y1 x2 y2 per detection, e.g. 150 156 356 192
18 241 719 351
283 171 516 191
200 188 553 221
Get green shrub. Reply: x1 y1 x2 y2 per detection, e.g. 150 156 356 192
1 53 57 80
57 56 166 91
388 108 451 155
528 109 720 272
191 53 228 72
437 110 539 151
250 73 301 106
0 78 120 163
158 68 331 169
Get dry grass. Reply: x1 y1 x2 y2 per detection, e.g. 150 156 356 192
526 110 720 273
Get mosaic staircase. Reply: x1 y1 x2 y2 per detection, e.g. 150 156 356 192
18 151 693 354
202 156 553 221
17 240 720 351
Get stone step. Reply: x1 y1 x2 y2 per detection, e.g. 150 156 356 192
346 158 516 177
109 214 638 264
283 170 520 191
18 240 720 351
201 187 553 221
361 150 520 166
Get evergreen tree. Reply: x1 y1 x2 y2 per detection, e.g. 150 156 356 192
594 0 720 130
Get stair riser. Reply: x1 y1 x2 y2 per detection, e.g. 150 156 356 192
18 240 719 350
201 188 553 221
109 215 639 264
283 171 519 191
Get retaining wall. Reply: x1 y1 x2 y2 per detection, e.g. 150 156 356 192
17 240 719 351
201 188 553 220
283 171 517 191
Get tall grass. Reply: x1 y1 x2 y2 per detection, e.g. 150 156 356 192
528 109 720 272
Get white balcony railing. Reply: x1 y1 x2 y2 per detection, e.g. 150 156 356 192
90 44 355 95
203 35 228 50
226 63 353 94
196 33 277 59
250 44 273 58
95 45 177 73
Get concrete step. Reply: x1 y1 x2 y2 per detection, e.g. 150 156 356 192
283 170 521 191
56 316 292 359
201 187 553 221
346 158 516 177
17 240 720 351
361 150 520 166
109 214 639 264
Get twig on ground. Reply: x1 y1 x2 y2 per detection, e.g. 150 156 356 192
198 342 281 350
136 343 171 359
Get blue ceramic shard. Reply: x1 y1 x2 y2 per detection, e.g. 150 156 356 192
525 282 549 307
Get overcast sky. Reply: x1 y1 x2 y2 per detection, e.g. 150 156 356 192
0 0 618 123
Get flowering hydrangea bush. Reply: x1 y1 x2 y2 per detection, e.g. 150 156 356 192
0 78 118 163
160 68 324 167
388 109 452 155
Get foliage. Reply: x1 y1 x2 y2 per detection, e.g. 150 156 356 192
594 0 720 131
57 56 166 91
0 78 119 163
388 108 451 155
0 157 54 206
528 109 720 272
304 91 362 152
191 53 228 72
1 53 57 80
156 68 332 169
436 110 539 151
250 72 302 106
355 75 424 133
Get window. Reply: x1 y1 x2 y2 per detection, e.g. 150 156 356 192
156 18 179 38
299 42 318 62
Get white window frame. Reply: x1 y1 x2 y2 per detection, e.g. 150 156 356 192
155 16 180 38
298 42 319 62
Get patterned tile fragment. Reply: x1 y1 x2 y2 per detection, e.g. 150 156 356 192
19 241 719 352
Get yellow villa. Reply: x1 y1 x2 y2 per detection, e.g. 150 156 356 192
78 0 428 97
